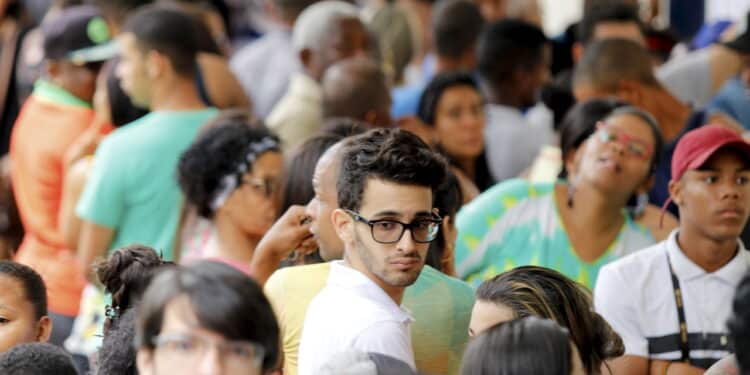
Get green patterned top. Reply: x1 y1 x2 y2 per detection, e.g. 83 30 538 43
455 179 655 289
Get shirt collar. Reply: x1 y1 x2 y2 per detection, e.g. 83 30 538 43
288 72 322 103
32 80 92 108
667 230 749 284
328 261 414 324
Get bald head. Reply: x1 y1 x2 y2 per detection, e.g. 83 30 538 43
308 141 347 260
292 1 371 81
573 38 659 94
317 141 345 183
322 57 392 127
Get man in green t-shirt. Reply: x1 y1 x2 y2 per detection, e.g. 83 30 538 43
76 5 218 272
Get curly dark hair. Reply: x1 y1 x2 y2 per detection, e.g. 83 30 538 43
177 114 280 218
96 308 137 375
0 343 77 375
0 260 46 319
337 128 449 212
476 266 624 374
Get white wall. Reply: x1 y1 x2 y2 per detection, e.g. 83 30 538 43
705 0 750 22
540 0 584 36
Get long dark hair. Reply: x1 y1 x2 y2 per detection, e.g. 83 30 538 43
417 71 494 191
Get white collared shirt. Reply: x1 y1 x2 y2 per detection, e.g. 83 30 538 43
297 261 415 375
594 230 749 369
484 103 554 182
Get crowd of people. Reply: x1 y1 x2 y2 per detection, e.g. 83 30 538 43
0 0 748 374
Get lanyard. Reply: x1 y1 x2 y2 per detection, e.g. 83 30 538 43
666 252 691 364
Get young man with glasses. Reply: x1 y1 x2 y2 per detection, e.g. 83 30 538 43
135 261 279 375
297 128 448 374
254 131 474 375
595 125 750 375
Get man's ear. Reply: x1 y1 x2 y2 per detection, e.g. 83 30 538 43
146 50 166 80
137 348 155 375
668 179 684 207
331 208 354 244
36 316 52 343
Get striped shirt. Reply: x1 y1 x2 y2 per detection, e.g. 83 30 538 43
595 231 749 369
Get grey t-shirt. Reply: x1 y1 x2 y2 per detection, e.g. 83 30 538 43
657 47 712 107
484 103 554 182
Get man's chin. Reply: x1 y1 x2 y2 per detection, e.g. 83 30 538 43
383 269 422 288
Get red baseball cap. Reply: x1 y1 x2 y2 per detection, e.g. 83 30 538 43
670 124 750 183
660 124 750 227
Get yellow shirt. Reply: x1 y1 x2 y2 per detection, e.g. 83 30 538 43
264 263 474 375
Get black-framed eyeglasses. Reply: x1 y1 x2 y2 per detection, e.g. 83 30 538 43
345 209 442 244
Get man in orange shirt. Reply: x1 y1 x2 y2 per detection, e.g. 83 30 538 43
9 5 115 346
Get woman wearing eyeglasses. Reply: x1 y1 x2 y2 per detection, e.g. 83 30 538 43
177 112 283 275
455 105 665 289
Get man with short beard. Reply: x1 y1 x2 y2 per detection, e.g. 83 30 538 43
297 128 448 374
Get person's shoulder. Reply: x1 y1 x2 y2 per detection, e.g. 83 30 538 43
269 263 331 286
414 266 473 294
470 178 552 206
307 282 389 329
457 179 550 226
408 266 475 305
105 112 158 139
603 239 666 275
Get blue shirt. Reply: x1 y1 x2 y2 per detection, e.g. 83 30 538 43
391 83 426 119
707 77 750 130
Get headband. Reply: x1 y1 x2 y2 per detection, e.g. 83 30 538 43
209 137 280 212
